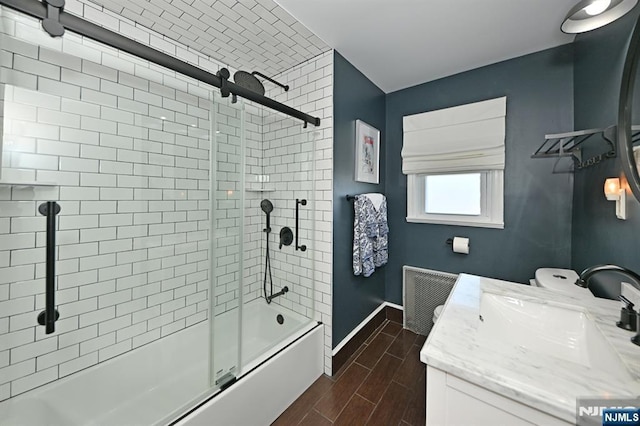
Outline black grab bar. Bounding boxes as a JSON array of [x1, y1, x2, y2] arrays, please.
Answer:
[[295, 199, 307, 252], [37, 201, 60, 334]]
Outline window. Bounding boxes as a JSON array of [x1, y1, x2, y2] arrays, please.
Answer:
[[425, 173, 481, 215], [407, 170, 504, 228], [401, 97, 506, 229]]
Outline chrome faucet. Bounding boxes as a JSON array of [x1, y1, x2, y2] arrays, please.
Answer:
[[575, 264, 640, 288]]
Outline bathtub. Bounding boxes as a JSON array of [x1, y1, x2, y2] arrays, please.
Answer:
[[0, 299, 323, 425]]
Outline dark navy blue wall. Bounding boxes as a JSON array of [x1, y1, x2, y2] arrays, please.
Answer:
[[332, 10, 640, 346], [572, 9, 640, 291], [384, 46, 575, 304], [332, 51, 386, 347]]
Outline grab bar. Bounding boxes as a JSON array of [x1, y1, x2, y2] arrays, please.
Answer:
[[37, 201, 60, 334], [295, 199, 307, 252]]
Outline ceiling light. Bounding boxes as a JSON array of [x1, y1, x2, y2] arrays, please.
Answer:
[[561, 0, 638, 33], [585, 0, 611, 15]]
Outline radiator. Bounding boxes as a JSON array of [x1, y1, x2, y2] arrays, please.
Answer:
[[403, 266, 458, 336]]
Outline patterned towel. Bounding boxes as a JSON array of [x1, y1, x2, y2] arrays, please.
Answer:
[[353, 194, 388, 277]]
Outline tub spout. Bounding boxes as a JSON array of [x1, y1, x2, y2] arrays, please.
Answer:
[[266, 286, 289, 303]]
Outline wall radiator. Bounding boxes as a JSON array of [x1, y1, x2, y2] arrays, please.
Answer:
[[403, 266, 458, 336]]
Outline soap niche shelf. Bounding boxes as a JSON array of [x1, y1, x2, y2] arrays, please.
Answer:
[[246, 187, 275, 192], [246, 174, 273, 192]]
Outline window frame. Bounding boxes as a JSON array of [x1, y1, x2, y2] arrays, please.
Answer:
[[406, 170, 504, 229]]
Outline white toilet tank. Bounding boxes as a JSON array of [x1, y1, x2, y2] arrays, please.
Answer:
[[532, 268, 594, 298]]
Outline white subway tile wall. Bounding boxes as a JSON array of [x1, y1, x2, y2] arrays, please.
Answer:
[[265, 51, 333, 375], [0, 64, 211, 400], [0, 0, 335, 399]]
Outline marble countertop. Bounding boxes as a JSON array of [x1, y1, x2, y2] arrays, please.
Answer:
[[420, 274, 640, 423]]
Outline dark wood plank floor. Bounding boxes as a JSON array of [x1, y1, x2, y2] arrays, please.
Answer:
[[273, 319, 427, 426]]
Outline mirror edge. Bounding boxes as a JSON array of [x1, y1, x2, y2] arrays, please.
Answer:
[[618, 11, 640, 201]]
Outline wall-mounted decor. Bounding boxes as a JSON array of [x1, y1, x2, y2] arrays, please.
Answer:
[[355, 119, 380, 184]]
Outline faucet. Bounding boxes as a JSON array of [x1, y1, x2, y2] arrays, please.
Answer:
[[577, 265, 640, 347], [575, 264, 640, 289]]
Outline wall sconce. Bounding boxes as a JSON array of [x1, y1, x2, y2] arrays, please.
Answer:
[[604, 177, 626, 219]]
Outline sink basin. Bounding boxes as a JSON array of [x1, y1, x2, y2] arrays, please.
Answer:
[[478, 292, 631, 380]]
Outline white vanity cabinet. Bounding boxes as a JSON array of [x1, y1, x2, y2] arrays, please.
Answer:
[[421, 274, 640, 425], [425, 366, 571, 426]]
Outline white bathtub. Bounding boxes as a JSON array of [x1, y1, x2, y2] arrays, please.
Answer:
[[0, 299, 323, 426]]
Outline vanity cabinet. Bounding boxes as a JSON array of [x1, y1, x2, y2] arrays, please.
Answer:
[[425, 366, 571, 426]]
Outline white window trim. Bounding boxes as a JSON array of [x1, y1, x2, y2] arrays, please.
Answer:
[[406, 170, 504, 229]]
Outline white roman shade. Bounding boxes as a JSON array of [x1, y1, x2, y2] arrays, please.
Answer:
[[401, 97, 506, 174]]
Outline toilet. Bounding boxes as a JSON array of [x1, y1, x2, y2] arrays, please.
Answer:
[[530, 267, 594, 298], [432, 304, 444, 324]]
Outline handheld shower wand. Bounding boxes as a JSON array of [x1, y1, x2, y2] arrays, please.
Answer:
[[260, 199, 289, 303], [261, 199, 275, 303], [261, 199, 273, 233]]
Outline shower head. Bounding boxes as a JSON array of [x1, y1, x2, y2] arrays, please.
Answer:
[[261, 199, 273, 215], [233, 70, 290, 95], [233, 71, 265, 96]]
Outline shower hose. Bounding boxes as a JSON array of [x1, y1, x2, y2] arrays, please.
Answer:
[[263, 229, 274, 304]]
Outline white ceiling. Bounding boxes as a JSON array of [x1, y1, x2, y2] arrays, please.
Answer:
[[275, 0, 578, 93]]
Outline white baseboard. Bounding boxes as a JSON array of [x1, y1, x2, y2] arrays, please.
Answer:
[[332, 302, 404, 356], [384, 301, 403, 311]]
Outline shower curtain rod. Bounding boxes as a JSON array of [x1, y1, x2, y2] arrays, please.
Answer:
[[0, 0, 321, 127]]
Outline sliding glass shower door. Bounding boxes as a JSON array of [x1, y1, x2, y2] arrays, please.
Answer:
[[209, 91, 244, 390], [208, 92, 318, 382], [0, 28, 219, 421]]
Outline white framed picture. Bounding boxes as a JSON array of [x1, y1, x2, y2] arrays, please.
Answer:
[[355, 119, 380, 184]]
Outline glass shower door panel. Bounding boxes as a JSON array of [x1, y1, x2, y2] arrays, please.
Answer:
[[209, 93, 244, 389], [264, 113, 316, 319], [0, 69, 214, 424], [239, 107, 317, 370]]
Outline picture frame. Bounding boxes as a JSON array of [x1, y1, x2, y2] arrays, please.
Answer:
[[354, 119, 380, 184]]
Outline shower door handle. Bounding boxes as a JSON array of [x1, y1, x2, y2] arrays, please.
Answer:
[[37, 201, 61, 334]]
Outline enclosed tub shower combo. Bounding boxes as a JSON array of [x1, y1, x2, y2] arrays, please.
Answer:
[[0, 2, 324, 424]]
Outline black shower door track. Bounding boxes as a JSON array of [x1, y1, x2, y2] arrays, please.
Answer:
[[0, 0, 322, 127]]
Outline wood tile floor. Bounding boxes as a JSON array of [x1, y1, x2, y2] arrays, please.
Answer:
[[273, 320, 427, 426]]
